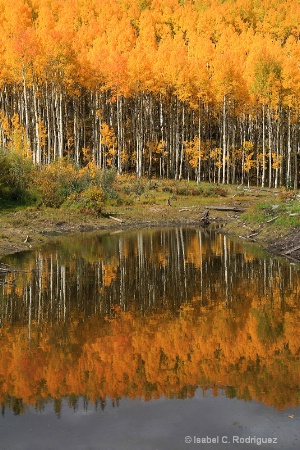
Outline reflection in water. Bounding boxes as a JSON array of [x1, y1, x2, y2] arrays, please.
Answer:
[[0, 227, 299, 416]]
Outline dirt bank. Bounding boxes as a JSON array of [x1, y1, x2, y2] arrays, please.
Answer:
[[222, 220, 300, 261], [1, 194, 299, 261], [267, 229, 300, 260], [0, 203, 221, 258]]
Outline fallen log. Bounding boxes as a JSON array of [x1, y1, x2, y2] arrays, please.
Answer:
[[205, 206, 245, 212]]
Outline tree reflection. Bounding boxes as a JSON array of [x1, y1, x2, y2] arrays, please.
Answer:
[[0, 227, 300, 414]]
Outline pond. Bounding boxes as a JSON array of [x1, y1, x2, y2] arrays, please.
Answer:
[[0, 226, 299, 450]]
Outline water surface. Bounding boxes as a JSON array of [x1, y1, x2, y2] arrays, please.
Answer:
[[0, 227, 299, 449]]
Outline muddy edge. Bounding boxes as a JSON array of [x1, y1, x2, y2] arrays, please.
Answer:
[[0, 203, 299, 261]]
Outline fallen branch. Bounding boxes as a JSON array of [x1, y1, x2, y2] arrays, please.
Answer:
[[109, 215, 124, 223], [248, 232, 260, 238], [284, 244, 300, 255], [239, 232, 259, 240], [266, 216, 279, 223]]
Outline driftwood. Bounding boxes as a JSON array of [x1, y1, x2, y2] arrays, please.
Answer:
[[266, 216, 279, 223], [239, 231, 260, 240], [284, 245, 300, 255], [109, 215, 124, 223], [248, 231, 260, 238], [205, 206, 245, 212]]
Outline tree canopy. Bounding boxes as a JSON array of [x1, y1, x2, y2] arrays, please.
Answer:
[[0, 0, 300, 186]]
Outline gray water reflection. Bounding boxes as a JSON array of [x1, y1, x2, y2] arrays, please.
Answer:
[[0, 227, 299, 437], [1, 393, 299, 450]]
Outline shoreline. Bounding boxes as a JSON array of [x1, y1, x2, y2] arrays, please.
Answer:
[[1, 200, 300, 262], [0, 205, 220, 258]]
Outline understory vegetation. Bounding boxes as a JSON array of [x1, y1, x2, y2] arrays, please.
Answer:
[[0, 153, 230, 212], [1, 151, 300, 235]]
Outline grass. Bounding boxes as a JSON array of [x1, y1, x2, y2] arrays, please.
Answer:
[[1, 176, 300, 258], [241, 201, 282, 224], [241, 196, 300, 227], [57, 176, 235, 214]]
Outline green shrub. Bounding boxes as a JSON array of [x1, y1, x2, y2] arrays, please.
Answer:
[[64, 186, 106, 215], [34, 159, 81, 207], [0, 147, 34, 203], [212, 186, 228, 197], [98, 168, 118, 198], [78, 186, 106, 215]]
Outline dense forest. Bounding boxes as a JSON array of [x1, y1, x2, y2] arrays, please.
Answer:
[[1, 0, 300, 187]]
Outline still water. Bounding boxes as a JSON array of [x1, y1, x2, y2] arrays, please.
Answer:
[[0, 226, 299, 450]]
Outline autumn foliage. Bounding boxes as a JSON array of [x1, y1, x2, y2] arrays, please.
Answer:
[[0, 228, 300, 413], [0, 302, 299, 414], [0, 0, 299, 186]]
